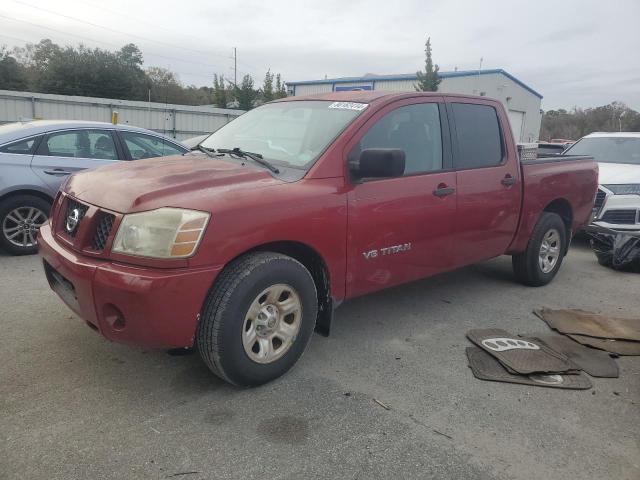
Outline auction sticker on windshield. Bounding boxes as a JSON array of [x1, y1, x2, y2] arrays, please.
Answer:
[[328, 102, 368, 111]]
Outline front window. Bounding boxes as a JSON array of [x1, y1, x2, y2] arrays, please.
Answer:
[[200, 101, 368, 169], [565, 136, 640, 165]]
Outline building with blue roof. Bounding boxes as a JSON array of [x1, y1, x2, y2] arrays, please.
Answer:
[[287, 69, 542, 142]]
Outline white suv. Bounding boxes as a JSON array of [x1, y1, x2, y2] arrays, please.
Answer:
[[564, 132, 640, 231]]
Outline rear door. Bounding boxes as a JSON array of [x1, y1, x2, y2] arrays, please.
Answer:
[[117, 131, 186, 160], [447, 99, 522, 266], [30, 129, 121, 195], [346, 97, 457, 298]]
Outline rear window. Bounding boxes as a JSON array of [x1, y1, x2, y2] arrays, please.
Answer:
[[537, 144, 566, 155], [0, 137, 39, 155], [564, 136, 640, 165], [452, 103, 503, 169]]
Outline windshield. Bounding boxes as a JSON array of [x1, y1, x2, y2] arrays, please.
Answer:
[[564, 136, 640, 165], [200, 101, 367, 169]]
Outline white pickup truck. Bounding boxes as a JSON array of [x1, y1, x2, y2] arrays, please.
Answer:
[[565, 132, 640, 231]]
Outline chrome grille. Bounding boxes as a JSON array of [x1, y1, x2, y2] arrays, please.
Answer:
[[64, 199, 88, 237], [91, 213, 115, 251], [601, 209, 638, 225], [593, 189, 606, 211]]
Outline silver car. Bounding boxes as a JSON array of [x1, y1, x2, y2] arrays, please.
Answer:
[[0, 120, 188, 255]]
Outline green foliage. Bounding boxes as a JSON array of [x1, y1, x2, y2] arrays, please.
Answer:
[[233, 74, 259, 110], [213, 73, 228, 108], [415, 37, 441, 92], [3, 39, 216, 106], [274, 73, 287, 99], [0, 47, 29, 90], [1, 38, 289, 109], [540, 102, 640, 140], [262, 69, 274, 102]]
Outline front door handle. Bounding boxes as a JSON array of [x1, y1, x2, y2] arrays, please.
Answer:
[[433, 185, 455, 197], [43, 169, 71, 176], [501, 174, 517, 186]]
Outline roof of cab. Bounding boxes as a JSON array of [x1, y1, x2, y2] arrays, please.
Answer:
[[272, 90, 500, 106], [583, 132, 640, 138]]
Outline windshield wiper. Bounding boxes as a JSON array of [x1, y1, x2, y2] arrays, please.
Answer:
[[217, 147, 280, 174], [196, 145, 218, 157]]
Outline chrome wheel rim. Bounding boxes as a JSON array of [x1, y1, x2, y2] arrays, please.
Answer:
[[2, 206, 47, 248], [539, 228, 561, 274], [242, 283, 302, 364]]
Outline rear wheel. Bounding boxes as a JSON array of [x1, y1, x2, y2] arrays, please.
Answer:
[[197, 252, 317, 387], [512, 212, 566, 286], [0, 195, 50, 255]]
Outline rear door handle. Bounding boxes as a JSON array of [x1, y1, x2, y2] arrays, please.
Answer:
[[433, 185, 455, 197], [501, 174, 517, 186], [43, 169, 71, 176]]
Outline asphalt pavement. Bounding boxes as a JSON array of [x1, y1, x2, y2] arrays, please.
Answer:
[[1, 239, 638, 480]]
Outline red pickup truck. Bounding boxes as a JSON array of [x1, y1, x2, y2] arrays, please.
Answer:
[[38, 92, 597, 386]]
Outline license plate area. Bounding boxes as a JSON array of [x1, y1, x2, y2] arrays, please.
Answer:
[[43, 260, 80, 312]]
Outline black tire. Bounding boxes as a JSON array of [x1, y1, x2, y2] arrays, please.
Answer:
[[197, 252, 318, 387], [512, 212, 566, 287], [0, 194, 51, 256]]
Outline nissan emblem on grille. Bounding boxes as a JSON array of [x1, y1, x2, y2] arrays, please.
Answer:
[[65, 208, 81, 234]]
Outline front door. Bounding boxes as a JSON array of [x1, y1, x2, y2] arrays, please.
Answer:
[[447, 100, 522, 266], [30, 129, 121, 195], [346, 98, 457, 298]]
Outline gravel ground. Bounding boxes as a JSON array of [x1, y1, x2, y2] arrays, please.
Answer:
[[1, 239, 638, 480]]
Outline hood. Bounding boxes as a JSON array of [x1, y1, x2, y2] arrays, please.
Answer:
[[65, 153, 281, 213], [597, 162, 640, 185]]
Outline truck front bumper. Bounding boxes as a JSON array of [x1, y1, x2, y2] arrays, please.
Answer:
[[591, 190, 640, 232], [38, 222, 222, 348]]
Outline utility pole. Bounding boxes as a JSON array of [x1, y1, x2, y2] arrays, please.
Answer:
[[233, 47, 237, 87]]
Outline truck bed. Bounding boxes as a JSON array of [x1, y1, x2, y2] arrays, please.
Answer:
[[508, 154, 597, 253]]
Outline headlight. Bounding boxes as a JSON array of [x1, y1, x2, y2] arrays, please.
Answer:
[[603, 184, 640, 195], [112, 208, 210, 259]]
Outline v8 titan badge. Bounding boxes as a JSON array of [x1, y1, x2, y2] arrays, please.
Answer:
[[363, 242, 411, 260]]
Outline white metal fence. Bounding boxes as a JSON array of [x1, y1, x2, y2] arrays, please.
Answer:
[[0, 89, 243, 141]]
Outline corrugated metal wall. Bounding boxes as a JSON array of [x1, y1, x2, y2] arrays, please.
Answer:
[[291, 84, 333, 96], [0, 90, 243, 140]]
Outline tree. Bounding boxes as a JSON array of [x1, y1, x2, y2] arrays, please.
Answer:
[[233, 74, 259, 110], [146, 66, 186, 103], [540, 102, 640, 140], [262, 69, 274, 102], [0, 47, 29, 91], [415, 37, 441, 92], [274, 73, 287, 99], [213, 73, 228, 108]]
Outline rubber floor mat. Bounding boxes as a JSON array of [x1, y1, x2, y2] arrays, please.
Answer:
[[531, 334, 619, 377], [466, 348, 592, 390], [567, 334, 640, 356], [534, 308, 640, 341], [466, 328, 574, 374]]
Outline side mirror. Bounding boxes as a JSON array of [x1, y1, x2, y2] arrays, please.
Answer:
[[350, 148, 406, 181]]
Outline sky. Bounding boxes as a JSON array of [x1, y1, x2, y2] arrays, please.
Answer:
[[1, 0, 639, 110]]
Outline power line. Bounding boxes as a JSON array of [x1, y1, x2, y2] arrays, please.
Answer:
[[0, 13, 227, 75], [0, 22, 252, 83], [77, 0, 240, 61], [10, 0, 234, 61]]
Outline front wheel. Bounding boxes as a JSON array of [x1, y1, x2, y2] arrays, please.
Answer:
[[0, 195, 51, 255], [512, 212, 566, 287], [197, 252, 318, 387]]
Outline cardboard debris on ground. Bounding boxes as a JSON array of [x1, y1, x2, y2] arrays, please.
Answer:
[[530, 334, 619, 378], [567, 334, 640, 356], [466, 347, 592, 390], [534, 308, 640, 342]]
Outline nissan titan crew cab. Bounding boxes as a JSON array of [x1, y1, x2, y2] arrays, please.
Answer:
[[38, 92, 598, 386]]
